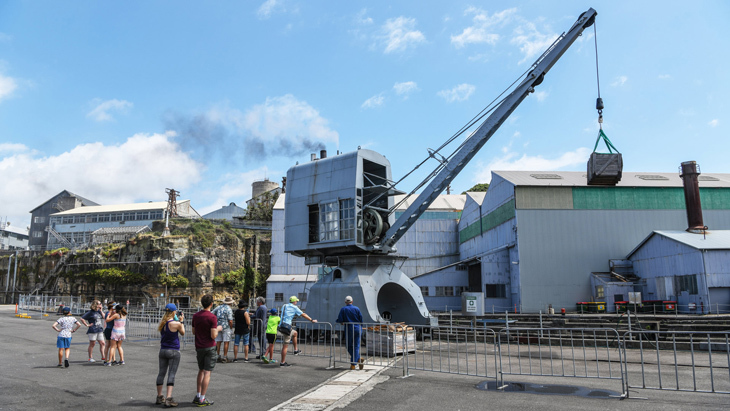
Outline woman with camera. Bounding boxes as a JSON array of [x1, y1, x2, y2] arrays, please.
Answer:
[[155, 303, 185, 407]]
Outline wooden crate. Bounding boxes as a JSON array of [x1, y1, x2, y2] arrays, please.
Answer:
[[587, 152, 623, 185]]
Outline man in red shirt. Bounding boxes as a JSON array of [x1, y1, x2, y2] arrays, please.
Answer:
[[192, 294, 222, 407]]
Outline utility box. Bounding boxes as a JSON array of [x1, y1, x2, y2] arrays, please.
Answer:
[[587, 152, 623, 185], [461, 292, 484, 316]]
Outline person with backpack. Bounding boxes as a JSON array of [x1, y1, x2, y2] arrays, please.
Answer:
[[278, 296, 317, 367]]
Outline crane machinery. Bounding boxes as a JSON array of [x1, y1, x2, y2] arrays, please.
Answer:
[[285, 8, 599, 325]]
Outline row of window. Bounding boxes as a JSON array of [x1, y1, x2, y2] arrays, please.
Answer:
[[33, 216, 46, 224], [420, 284, 507, 298], [50, 211, 164, 225], [274, 293, 308, 303], [310, 199, 356, 243]]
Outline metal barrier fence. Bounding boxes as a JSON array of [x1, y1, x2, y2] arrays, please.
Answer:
[[405, 323, 499, 383], [498, 328, 625, 396], [622, 330, 730, 396], [332, 322, 409, 375]]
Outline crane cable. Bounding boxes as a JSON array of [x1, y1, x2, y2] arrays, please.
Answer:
[[594, 22, 604, 128]]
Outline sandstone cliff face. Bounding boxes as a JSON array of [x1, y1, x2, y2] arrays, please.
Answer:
[[0, 220, 271, 307]]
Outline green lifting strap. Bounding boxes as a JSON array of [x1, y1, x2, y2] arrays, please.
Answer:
[[592, 129, 619, 154]]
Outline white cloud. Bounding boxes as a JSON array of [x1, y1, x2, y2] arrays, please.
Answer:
[[708, 119, 719, 127], [510, 21, 557, 64], [86, 98, 133, 121], [379, 17, 426, 54], [257, 0, 285, 19], [533, 90, 548, 102], [356, 9, 373, 25], [451, 7, 516, 48], [658, 74, 671, 80], [474, 147, 591, 183], [0, 72, 18, 102], [0, 142, 28, 154], [361, 94, 385, 109], [611, 76, 628, 87], [393, 81, 418, 97], [241, 95, 339, 146], [0, 132, 203, 227], [437, 83, 475, 103]]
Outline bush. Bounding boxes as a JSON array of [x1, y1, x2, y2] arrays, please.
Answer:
[[64, 267, 145, 285], [158, 274, 189, 288]]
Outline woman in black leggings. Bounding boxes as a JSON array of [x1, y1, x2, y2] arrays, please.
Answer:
[[156, 303, 185, 407]]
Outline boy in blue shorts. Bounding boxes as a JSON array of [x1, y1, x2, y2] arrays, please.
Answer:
[[52, 307, 81, 367]]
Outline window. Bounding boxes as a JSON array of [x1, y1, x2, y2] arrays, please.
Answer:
[[137, 211, 150, 220], [274, 293, 284, 302], [595, 285, 605, 299], [86, 214, 98, 223], [32, 231, 44, 238], [420, 286, 429, 296], [151, 211, 163, 220], [308, 204, 320, 243], [33, 216, 46, 224], [62, 216, 74, 224], [338, 198, 355, 240], [485, 284, 507, 298], [297, 293, 307, 302], [435, 286, 454, 297], [675, 275, 698, 295], [455, 286, 468, 296], [99, 214, 110, 222], [123, 212, 135, 221], [50, 217, 60, 224], [110, 213, 123, 222], [319, 201, 339, 241]]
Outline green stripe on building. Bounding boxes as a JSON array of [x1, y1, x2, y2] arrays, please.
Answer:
[[459, 200, 515, 243], [572, 187, 730, 210]]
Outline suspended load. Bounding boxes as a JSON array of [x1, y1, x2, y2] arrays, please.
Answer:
[[587, 129, 622, 185]]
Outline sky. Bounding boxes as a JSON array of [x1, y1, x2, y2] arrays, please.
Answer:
[[1, 1, 728, 229]]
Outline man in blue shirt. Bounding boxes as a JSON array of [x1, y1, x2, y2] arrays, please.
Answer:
[[279, 296, 317, 367], [336, 296, 364, 370]]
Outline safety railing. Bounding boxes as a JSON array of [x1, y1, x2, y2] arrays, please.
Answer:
[[126, 313, 157, 346], [498, 328, 625, 397], [333, 322, 409, 375], [622, 330, 730, 396], [404, 323, 499, 383]]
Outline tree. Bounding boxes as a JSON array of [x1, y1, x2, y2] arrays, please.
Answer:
[[462, 183, 489, 194], [245, 191, 279, 221]]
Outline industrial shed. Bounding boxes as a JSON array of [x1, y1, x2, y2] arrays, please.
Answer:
[[202, 202, 246, 222], [627, 230, 730, 314], [457, 170, 730, 313]]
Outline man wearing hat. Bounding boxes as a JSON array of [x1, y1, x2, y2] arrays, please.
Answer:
[[212, 296, 235, 363], [336, 296, 364, 370], [278, 296, 317, 367]]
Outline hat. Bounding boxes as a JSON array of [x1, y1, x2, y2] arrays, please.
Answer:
[[223, 296, 235, 305], [289, 296, 299, 303], [268, 308, 278, 315], [238, 299, 248, 308], [165, 303, 177, 312], [345, 296, 353, 303], [62, 306, 71, 314]]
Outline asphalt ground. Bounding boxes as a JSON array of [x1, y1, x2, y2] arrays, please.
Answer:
[[1, 305, 729, 410]]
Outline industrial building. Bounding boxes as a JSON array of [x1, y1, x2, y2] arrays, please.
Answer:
[[28, 190, 98, 250], [627, 230, 730, 313], [268, 167, 730, 314], [202, 202, 247, 222], [46, 200, 200, 249], [0, 224, 29, 251]]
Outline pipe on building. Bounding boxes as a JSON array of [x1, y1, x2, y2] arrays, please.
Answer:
[[320, 149, 327, 159], [679, 161, 706, 232], [11, 251, 18, 303]]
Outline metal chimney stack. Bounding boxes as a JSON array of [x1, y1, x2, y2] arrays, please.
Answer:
[[320, 149, 327, 159], [679, 161, 706, 232]]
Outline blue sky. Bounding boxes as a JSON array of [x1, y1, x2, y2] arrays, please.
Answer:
[[1, 1, 728, 229]]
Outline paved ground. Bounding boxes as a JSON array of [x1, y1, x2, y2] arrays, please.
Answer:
[[1, 305, 729, 410]]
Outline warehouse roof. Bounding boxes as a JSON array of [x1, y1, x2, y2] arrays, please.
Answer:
[[628, 230, 730, 258], [51, 201, 170, 215], [0, 225, 28, 236], [493, 170, 730, 188]]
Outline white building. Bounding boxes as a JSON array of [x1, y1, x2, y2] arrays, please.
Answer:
[[0, 225, 29, 250]]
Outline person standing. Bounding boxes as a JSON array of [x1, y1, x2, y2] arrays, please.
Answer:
[[80, 300, 106, 363], [262, 308, 280, 364], [212, 296, 234, 363], [336, 296, 364, 370], [106, 305, 127, 365], [52, 306, 80, 367], [279, 296, 317, 367], [155, 303, 185, 407], [102, 301, 116, 365], [252, 297, 267, 359], [232, 300, 251, 363], [192, 294, 222, 407]]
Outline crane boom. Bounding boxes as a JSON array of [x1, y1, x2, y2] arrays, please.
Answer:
[[377, 8, 597, 252]]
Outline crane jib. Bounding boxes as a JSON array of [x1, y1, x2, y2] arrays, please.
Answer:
[[378, 8, 598, 252]]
